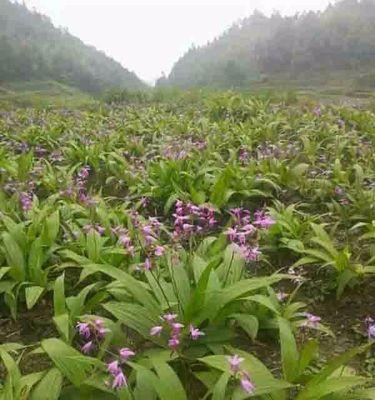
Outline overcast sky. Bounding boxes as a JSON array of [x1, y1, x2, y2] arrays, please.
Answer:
[[23, 0, 332, 83]]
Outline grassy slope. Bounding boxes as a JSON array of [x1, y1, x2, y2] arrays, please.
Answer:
[[0, 80, 97, 109]]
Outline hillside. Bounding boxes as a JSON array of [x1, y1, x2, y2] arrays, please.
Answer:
[[160, 0, 375, 90], [0, 0, 145, 93]]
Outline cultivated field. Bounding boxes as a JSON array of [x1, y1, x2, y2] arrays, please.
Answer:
[[0, 92, 374, 399]]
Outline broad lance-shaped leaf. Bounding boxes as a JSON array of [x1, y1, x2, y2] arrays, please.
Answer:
[[152, 360, 187, 400], [80, 263, 161, 315], [206, 274, 289, 320], [41, 211, 60, 246], [278, 317, 299, 382], [54, 273, 66, 317], [103, 302, 163, 344], [296, 377, 369, 400], [230, 314, 259, 341], [25, 286, 44, 310], [212, 372, 230, 400], [41, 338, 103, 387], [28, 238, 45, 284], [30, 368, 63, 400], [2, 232, 25, 281]]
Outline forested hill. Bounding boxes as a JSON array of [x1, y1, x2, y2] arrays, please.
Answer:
[[0, 0, 145, 93], [160, 0, 375, 89]]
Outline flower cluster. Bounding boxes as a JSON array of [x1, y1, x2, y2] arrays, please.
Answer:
[[76, 319, 109, 354], [20, 191, 33, 212], [225, 208, 274, 262], [228, 355, 255, 394], [173, 200, 217, 240], [333, 186, 350, 205], [150, 313, 204, 351], [106, 347, 136, 389], [83, 223, 105, 236], [302, 312, 321, 328], [365, 317, 375, 339], [60, 165, 95, 205]]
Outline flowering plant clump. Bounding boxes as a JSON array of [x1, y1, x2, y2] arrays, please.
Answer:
[[228, 355, 255, 395], [225, 207, 275, 262], [172, 200, 217, 240], [150, 313, 204, 351], [76, 319, 110, 354]]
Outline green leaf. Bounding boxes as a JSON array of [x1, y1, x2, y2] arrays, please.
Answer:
[[25, 286, 44, 310], [54, 273, 66, 317], [86, 230, 102, 263], [103, 302, 161, 343], [53, 313, 71, 343], [30, 368, 63, 400], [298, 339, 318, 376], [81, 264, 161, 315], [41, 338, 101, 387], [28, 238, 45, 284], [152, 361, 187, 400], [230, 314, 259, 341], [278, 317, 299, 382], [2, 232, 25, 281], [212, 372, 230, 400], [296, 377, 368, 400], [42, 211, 60, 246]]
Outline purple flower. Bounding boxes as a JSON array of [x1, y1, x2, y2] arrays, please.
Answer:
[[20, 192, 33, 212], [81, 341, 94, 354], [368, 325, 375, 339], [228, 355, 244, 374], [154, 245, 165, 257], [143, 258, 152, 271], [163, 313, 178, 323], [276, 292, 289, 302], [313, 106, 322, 117], [303, 313, 321, 327], [254, 210, 275, 229], [225, 227, 238, 242], [168, 336, 180, 350], [171, 323, 184, 334], [119, 347, 136, 360], [240, 372, 255, 394], [112, 370, 127, 389], [107, 360, 121, 376], [76, 322, 91, 339], [189, 325, 205, 340], [150, 326, 163, 336]]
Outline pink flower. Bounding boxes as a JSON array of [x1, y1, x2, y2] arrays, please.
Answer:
[[150, 326, 163, 336], [225, 227, 237, 242], [163, 313, 178, 323], [107, 360, 121, 376], [276, 292, 289, 302], [119, 347, 136, 360], [76, 322, 91, 339], [155, 245, 165, 257], [143, 258, 152, 271], [168, 336, 180, 350], [171, 323, 184, 334], [228, 355, 244, 374], [303, 313, 321, 327], [112, 370, 127, 389], [189, 325, 205, 340], [240, 372, 255, 394], [368, 325, 375, 339], [81, 341, 94, 354]]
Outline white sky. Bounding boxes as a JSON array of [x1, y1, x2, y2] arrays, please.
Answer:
[[23, 0, 333, 83]]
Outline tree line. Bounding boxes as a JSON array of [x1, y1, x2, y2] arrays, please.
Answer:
[[0, 0, 145, 93], [158, 0, 375, 89]]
